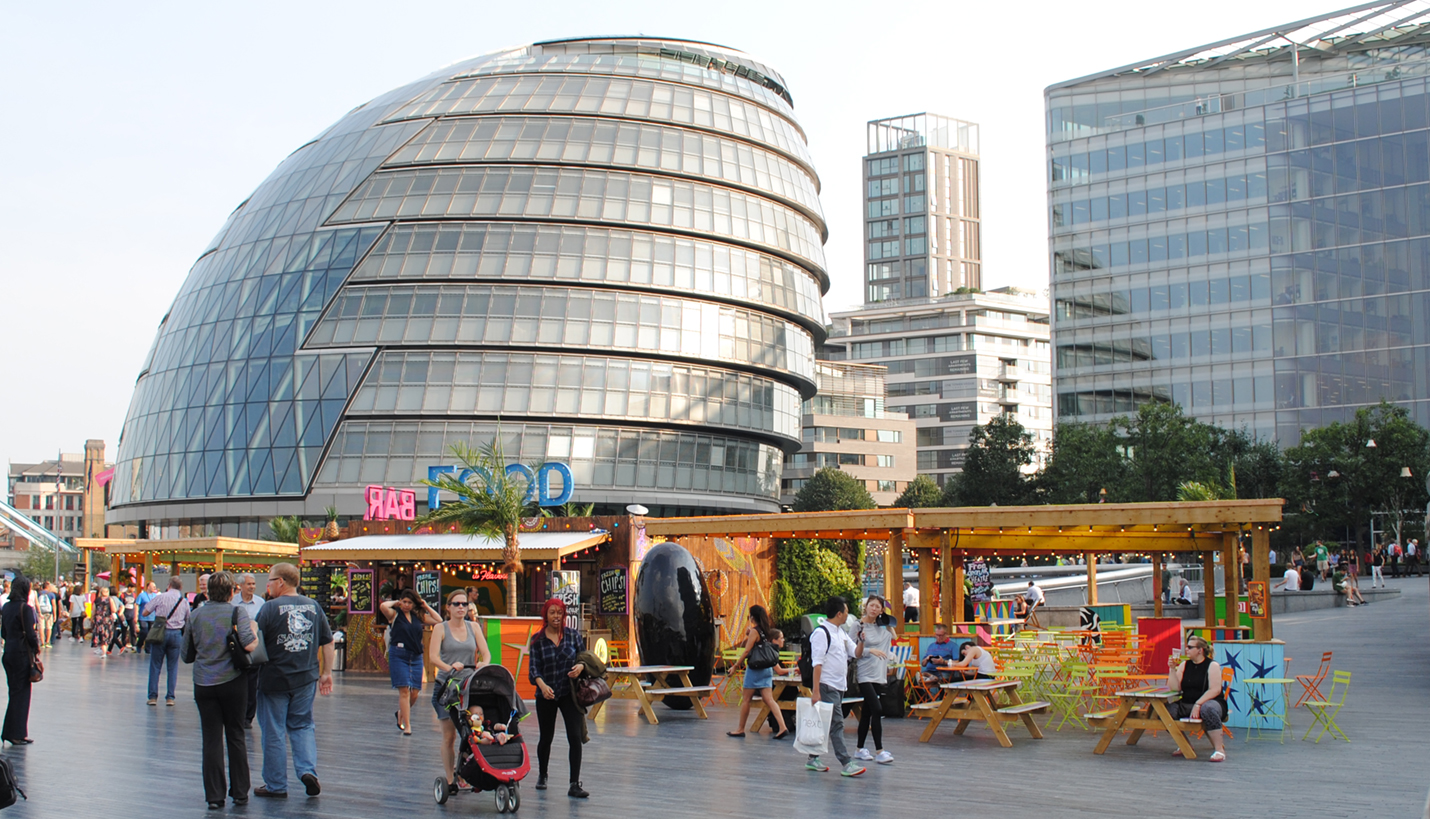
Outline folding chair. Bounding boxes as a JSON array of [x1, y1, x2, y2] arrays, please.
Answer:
[[1302, 670, 1351, 743], [1023, 600, 1044, 629], [1295, 651, 1333, 707]]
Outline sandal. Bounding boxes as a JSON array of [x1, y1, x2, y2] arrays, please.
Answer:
[[726, 731, 745, 738], [1171, 749, 1184, 757], [1209, 751, 1226, 763]]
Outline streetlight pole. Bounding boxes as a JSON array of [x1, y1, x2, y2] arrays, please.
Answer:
[[53, 462, 63, 586]]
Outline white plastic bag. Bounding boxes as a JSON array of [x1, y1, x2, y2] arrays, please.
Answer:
[[792, 696, 832, 756]]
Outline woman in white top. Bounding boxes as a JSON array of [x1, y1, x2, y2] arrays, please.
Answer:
[[850, 596, 896, 764], [949, 642, 996, 679]]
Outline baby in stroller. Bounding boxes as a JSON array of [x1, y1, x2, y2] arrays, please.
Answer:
[[434, 664, 531, 813], [468, 705, 511, 745]]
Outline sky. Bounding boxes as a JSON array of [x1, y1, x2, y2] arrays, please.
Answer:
[[0, 0, 1320, 470]]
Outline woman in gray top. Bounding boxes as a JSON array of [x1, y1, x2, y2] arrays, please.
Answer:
[[851, 595, 897, 765], [182, 571, 258, 810], [428, 589, 491, 794]]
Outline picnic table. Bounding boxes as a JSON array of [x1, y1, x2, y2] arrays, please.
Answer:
[[1088, 686, 1198, 758], [916, 678, 1050, 748], [749, 674, 863, 732], [586, 665, 715, 725]]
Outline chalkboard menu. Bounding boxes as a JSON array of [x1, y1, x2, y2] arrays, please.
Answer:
[[965, 558, 993, 597], [415, 570, 441, 608], [301, 566, 334, 611], [347, 568, 374, 614], [598, 565, 627, 614]]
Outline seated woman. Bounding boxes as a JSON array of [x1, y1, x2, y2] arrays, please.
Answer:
[[1011, 595, 1029, 618], [1166, 635, 1227, 763], [947, 642, 996, 680]]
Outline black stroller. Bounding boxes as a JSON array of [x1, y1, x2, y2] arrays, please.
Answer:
[[433, 664, 530, 813]]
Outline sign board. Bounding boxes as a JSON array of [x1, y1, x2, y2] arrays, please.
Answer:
[[964, 558, 993, 598], [1247, 580, 1269, 619], [347, 568, 374, 614], [940, 402, 977, 422], [598, 566, 628, 615], [416, 570, 442, 608], [301, 566, 334, 612], [364, 486, 416, 521], [549, 570, 580, 631], [427, 462, 575, 509]]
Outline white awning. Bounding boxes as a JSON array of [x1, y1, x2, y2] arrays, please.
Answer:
[[300, 530, 607, 562]]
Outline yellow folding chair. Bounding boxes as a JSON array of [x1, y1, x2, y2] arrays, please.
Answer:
[[1302, 670, 1351, 743]]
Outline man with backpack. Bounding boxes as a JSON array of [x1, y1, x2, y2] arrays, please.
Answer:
[[804, 596, 865, 777]]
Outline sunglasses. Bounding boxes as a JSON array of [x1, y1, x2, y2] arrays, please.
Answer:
[[450, 602, 469, 607]]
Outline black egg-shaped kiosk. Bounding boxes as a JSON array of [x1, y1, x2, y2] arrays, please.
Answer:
[[634, 541, 715, 708]]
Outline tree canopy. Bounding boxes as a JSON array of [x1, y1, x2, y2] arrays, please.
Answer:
[[792, 467, 876, 512], [942, 415, 1036, 506], [894, 474, 944, 508]]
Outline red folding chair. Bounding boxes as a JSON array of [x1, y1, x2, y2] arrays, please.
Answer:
[[1294, 651, 1333, 707]]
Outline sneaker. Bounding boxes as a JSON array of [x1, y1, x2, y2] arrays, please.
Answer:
[[166, 699, 176, 707], [853, 747, 874, 761], [841, 761, 866, 777], [567, 781, 588, 799], [806, 757, 829, 772], [301, 773, 321, 796], [253, 787, 286, 799], [147, 699, 157, 706], [535, 774, 547, 791], [874, 750, 894, 764]]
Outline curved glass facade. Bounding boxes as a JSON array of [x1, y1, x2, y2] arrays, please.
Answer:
[[111, 37, 826, 528]]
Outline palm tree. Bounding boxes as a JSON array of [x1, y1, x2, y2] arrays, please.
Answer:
[[267, 515, 304, 544], [417, 439, 540, 617]]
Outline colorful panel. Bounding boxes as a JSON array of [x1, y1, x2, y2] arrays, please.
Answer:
[[1137, 617, 1183, 674], [1215, 641, 1286, 730], [975, 599, 1017, 636], [485, 617, 542, 702], [1087, 604, 1132, 627]]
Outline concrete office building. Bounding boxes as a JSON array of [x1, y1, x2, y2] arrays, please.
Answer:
[[8, 441, 110, 545], [825, 290, 1052, 488], [111, 38, 829, 535], [863, 114, 982, 303], [1048, 2, 1430, 442], [780, 361, 916, 506]]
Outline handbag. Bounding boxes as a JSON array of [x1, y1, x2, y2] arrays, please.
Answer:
[[28, 656, 42, 684], [227, 608, 267, 670], [146, 599, 180, 646], [573, 675, 611, 707], [747, 638, 780, 671]]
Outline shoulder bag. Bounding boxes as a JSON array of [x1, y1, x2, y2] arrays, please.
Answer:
[[747, 630, 780, 670], [146, 598, 179, 646], [574, 675, 612, 707], [228, 607, 267, 669]]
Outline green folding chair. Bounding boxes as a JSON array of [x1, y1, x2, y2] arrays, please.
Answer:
[[1301, 670, 1351, 743]]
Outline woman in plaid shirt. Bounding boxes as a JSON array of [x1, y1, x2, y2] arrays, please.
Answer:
[[528, 598, 587, 798]]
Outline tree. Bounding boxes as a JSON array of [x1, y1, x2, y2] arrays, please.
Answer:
[[948, 416, 1036, 506], [792, 468, 875, 513], [1035, 421, 1126, 504], [773, 538, 859, 624], [894, 475, 944, 508], [266, 516, 303, 544], [418, 439, 541, 617]]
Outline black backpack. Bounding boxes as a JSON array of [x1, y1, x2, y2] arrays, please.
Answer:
[[0, 755, 26, 808], [797, 624, 826, 690]]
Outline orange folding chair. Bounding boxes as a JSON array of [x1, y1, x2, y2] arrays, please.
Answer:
[[1295, 652, 1333, 707]]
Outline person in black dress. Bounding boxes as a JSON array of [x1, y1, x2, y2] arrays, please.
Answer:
[[1, 575, 40, 745]]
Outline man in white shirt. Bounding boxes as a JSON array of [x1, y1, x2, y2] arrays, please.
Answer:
[[808, 597, 864, 777], [901, 582, 919, 623], [1275, 565, 1301, 592], [235, 574, 266, 728], [1024, 581, 1044, 606], [1269, 548, 1277, 566]]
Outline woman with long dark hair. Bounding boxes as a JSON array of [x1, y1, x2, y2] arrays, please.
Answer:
[[1, 575, 40, 745], [528, 598, 587, 798], [379, 589, 441, 735], [727, 604, 789, 739], [852, 596, 897, 764]]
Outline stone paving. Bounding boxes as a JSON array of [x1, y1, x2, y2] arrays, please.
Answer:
[[8, 576, 1429, 817]]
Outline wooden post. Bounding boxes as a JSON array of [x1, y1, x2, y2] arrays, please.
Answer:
[[1250, 526, 1274, 642], [939, 531, 954, 629], [142, 551, 153, 588], [215, 549, 225, 573], [1085, 552, 1098, 605], [1222, 534, 1240, 630], [951, 550, 965, 628], [884, 530, 903, 618], [1202, 551, 1217, 629], [917, 547, 935, 629], [1152, 552, 1163, 618]]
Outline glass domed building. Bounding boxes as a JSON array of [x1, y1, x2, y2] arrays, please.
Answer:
[[110, 38, 828, 536]]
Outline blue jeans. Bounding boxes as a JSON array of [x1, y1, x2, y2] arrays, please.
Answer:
[[257, 683, 317, 793], [147, 629, 182, 700]]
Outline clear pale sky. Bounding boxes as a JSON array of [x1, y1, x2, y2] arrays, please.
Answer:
[[0, 0, 1316, 469]]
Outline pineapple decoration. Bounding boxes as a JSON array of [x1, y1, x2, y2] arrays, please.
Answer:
[[324, 506, 341, 541]]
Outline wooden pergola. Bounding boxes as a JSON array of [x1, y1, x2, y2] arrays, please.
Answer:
[[75, 537, 299, 591], [646, 499, 1283, 642]]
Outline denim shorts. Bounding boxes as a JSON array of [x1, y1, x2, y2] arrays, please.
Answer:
[[388, 647, 423, 690]]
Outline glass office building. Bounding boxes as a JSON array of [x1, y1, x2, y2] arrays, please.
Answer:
[[1048, 2, 1430, 443], [110, 38, 828, 534]]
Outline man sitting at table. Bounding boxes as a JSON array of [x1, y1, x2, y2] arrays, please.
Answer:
[[921, 625, 960, 682]]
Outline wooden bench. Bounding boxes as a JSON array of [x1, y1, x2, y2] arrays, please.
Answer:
[[644, 686, 717, 698], [998, 701, 1051, 716], [1083, 709, 1119, 729]]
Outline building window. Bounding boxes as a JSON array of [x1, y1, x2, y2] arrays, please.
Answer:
[[868, 157, 899, 176], [65, 495, 75, 511], [868, 240, 901, 260], [875, 455, 895, 468], [876, 429, 902, 443], [876, 480, 897, 492], [838, 453, 863, 466], [867, 178, 899, 197], [868, 219, 899, 239], [904, 194, 926, 213], [903, 153, 925, 172], [45, 496, 54, 510], [867, 199, 899, 218], [43, 516, 53, 529]]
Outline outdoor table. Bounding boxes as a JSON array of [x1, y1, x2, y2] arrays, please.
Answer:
[[917, 678, 1049, 748], [1089, 686, 1198, 759], [1243, 677, 1295, 743], [586, 665, 714, 725], [749, 674, 864, 733]]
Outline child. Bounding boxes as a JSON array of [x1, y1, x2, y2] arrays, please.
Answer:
[[467, 705, 510, 745]]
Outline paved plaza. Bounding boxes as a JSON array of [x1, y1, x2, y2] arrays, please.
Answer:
[[9, 579, 1429, 818]]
